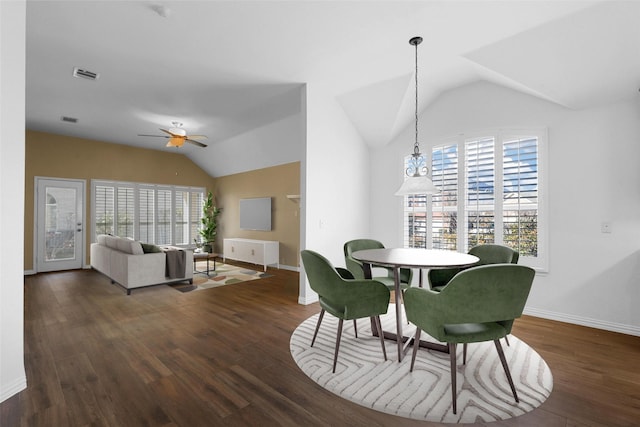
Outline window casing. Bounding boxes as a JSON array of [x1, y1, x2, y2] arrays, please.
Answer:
[[402, 129, 547, 271], [92, 180, 205, 247]]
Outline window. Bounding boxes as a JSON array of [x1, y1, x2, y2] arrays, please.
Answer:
[[431, 143, 458, 251], [139, 187, 154, 243], [91, 180, 205, 247], [402, 129, 547, 271], [94, 185, 114, 235], [156, 189, 172, 245], [466, 137, 495, 249], [116, 186, 135, 239], [189, 191, 204, 245]]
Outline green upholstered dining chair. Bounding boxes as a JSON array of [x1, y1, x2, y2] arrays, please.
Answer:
[[404, 263, 535, 415], [334, 266, 361, 338], [300, 249, 390, 373], [344, 239, 413, 290], [428, 244, 519, 292]]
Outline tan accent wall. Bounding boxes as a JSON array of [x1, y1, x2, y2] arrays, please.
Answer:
[[25, 130, 216, 270], [214, 162, 300, 268]]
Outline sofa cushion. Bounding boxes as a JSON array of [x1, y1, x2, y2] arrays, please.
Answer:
[[104, 235, 120, 249], [130, 241, 145, 255], [140, 242, 162, 253], [116, 238, 144, 255]]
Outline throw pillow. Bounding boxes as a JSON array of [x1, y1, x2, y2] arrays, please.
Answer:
[[140, 242, 162, 253]]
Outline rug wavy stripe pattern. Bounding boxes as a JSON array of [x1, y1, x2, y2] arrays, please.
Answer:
[[290, 310, 553, 423]]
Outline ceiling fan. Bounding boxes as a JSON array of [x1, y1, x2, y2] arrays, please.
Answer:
[[138, 121, 208, 148]]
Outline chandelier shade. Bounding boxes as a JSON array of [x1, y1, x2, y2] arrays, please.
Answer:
[[395, 174, 439, 195]]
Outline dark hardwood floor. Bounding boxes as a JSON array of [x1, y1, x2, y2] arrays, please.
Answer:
[[2, 265, 639, 426]]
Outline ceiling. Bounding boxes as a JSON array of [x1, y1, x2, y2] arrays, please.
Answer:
[[25, 1, 640, 176]]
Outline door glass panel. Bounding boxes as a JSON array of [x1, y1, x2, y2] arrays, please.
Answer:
[[45, 187, 77, 261]]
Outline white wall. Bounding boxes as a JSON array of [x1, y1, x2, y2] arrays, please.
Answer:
[[191, 109, 303, 178], [372, 81, 640, 335], [0, 0, 27, 403], [299, 82, 372, 304]]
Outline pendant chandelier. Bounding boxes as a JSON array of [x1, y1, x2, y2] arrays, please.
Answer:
[[395, 36, 439, 196]]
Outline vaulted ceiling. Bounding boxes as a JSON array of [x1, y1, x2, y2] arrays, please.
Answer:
[[25, 1, 640, 176]]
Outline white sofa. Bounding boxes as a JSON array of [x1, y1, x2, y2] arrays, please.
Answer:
[[90, 234, 194, 294]]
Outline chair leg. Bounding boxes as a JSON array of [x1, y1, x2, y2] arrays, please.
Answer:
[[353, 319, 358, 338], [409, 328, 422, 372], [332, 318, 344, 373], [372, 316, 387, 361], [504, 334, 510, 346], [494, 339, 519, 403], [449, 342, 458, 414], [463, 343, 468, 365], [398, 290, 410, 325], [311, 309, 325, 347]]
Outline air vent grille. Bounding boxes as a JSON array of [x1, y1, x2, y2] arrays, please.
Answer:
[[73, 67, 99, 81], [61, 116, 78, 123]]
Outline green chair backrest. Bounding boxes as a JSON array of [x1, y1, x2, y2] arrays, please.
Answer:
[[407, 264, 535, 341], [343, 239, 385, 280], [301, 249, 344, 298], [343, 239, 412, 285], [301, 249, 390, 320], [439, 264, 533, 324], [468, 244, 519, 266], [428, 244, 519, 290]]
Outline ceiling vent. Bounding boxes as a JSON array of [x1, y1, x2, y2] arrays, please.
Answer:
[[61, 116, 78, 123], [72, 67, 99, 81]]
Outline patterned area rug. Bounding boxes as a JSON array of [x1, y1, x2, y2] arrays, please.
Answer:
[[170, 261, 272, 292], [290, 309, 553, 423]]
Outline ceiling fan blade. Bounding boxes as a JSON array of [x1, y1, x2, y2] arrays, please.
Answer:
[[138, 134, 169, 138], [185, 135, 207, 140], [186, 138, 207, 148]]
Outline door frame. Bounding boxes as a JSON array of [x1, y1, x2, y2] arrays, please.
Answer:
[[34, 177, 87, 273]]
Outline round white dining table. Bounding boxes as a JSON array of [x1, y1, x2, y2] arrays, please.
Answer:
[[352, 248, 479, 361]]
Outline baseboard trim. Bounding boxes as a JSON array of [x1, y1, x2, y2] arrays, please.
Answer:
[[0, 375, 26, 403], [524, 307, 640, 337], [278, 264, 299, 272], [24, 265, 92, 276], [298, 294, 319, 305]]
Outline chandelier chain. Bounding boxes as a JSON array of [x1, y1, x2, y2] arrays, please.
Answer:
[[414, 39, 420, 156]]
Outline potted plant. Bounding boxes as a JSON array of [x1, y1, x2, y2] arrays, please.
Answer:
[[198, 191, 221, 253]]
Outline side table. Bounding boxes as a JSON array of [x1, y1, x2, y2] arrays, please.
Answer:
[[193, 252, 218, 276]]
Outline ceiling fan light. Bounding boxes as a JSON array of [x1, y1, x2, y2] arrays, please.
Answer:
[[166, 137, 184, 147]]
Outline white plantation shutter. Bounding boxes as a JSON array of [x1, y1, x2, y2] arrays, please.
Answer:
[[402, 128, 547, 271], [465, 137, 495, 248], [139, 188, 154, 243], [432, 143, 458, 250], [190, 191, 204, 245], [91, 180, 205, 246], [94, 185, 114, 237], [157, 189, 172, 245], [174, 190, 189, 245], [503, 136, 539, 257], [116, 186, 134, 239]]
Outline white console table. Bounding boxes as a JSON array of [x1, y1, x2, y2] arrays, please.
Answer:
[[223, 238, 279, 271]]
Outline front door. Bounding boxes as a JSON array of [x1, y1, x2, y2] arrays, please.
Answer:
[[36, 178, 85, 272]]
